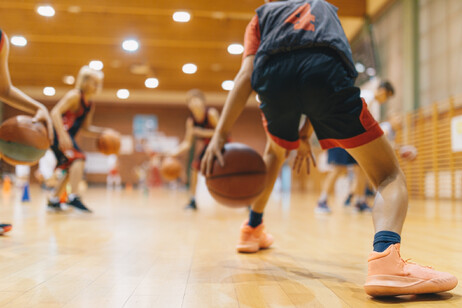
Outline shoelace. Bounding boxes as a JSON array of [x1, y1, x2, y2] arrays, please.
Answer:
[[403, 258, 434, 269], [396, 248, 434, 270]]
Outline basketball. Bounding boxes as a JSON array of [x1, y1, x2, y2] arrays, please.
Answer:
[[0, 115, 50, 166], [160, 156, 182, 181], [399, 145, 417, 161], [97, 130, 121, 155], [205, 143, 267, 208]]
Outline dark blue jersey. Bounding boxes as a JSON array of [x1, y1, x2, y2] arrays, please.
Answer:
[[254, 0, 357, 77]]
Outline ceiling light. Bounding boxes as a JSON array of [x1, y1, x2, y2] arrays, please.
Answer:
[[10, 36, 27, 47], [122, 39, 139, 52], [366, 67, 376, 77], [62, 75, 75, 85], [173, 11, 191, 23], [227, 43, 244, 55], [117, 89, 130, 99], [355, 62, 365, 73], [145, 78, 159, 89], [43, 87, 56, 96], [37, 5, 55, 17], [67, 6, 81, 14], [182, 63, 197, 74], [89, 60, 103, 71], [222, 80, 234, 91]]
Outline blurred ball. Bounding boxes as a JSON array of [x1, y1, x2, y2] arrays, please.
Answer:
[[160, 156, 182, 181], [97, 130, 121, 155], [399, 145, 417, 161], [205, 143, 267, 208], [0, 115, 49, 166]]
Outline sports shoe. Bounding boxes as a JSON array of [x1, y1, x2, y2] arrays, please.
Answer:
[[344, 194, 353, 206], [184, 198, 197, 210], [315, 201, 332, 214], [355, 201, 372, 212], [0, 223, 12, 234], [236, 222, 274, 253], [365, 244, 458, 297], [67, 196, 92, 213], [47, 200, 64, 212]]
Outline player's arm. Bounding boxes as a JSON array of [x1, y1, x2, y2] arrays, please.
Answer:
[[170, 117, 194, 157], [201, 56, 254, 175], [0, 33, 54, 141], [50, 89, 81, 150], [80, 106, 107, 138], [192, 108, 220, 138]]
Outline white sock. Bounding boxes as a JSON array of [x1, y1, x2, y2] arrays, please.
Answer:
[[49, 196, 59, 203], [68, 194, 78, 201], [319, 192, 328, 203]]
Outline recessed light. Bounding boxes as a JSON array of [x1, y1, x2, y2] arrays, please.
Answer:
[[89, 60, 103, 71], [117, 89, 130, 99], [10, 36, 27, 47], [67, 5, 81, 14], [355, 62, 365, 73], [182, 63, 197, 74], [173, 11, 191, 23], [37, 5, 55, 17], [222, 80, 234, 91], [366, 67, 376, 77], [145, 78, 159, 89], [43, 87, 56, 96], [122, 39, 139, 52], [62, 75, 75, 85], [227, 43, 244, 55]]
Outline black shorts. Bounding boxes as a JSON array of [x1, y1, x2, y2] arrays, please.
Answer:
[[51, 130, 86, 170], [252, 48, 383, 150], [327, 148, 357, 166]]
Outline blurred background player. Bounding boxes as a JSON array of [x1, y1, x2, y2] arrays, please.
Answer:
[[47, 66, 114, 213], [171, 89, 219, 210], [202, 0, 456, 297], [316, 80, 395, 213], [0, 28, 53, 234]]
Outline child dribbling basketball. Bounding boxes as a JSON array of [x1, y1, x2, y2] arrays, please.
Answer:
[[0, 28, 54, 234], [47, 66, 116, 213], [201, 0, 457, 297]]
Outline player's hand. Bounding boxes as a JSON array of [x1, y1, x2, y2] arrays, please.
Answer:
[[33, 107, 54, 144], [58, 132, 73, 152], [201, 132, 226, 176], [293, 137, 316, 174]]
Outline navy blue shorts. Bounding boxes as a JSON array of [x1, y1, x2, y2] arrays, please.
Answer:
[[51, 130, 85, 170], [327, 148, 357, 166], [252, 48, 382, 150]]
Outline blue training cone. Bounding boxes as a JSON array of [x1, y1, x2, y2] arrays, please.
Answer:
[[21, 184, 30, 202]]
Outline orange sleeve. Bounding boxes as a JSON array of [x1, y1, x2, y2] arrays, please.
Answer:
[[243, 15, 261, 59]]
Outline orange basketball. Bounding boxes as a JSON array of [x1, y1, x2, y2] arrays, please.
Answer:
[[97, 130, 121, 155], [0, 115, 50, 166], [161, 157, 183, 181], [205, 143, 267, 208]]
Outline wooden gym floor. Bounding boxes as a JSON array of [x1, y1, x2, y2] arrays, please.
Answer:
[[0, 181, 461, 307]]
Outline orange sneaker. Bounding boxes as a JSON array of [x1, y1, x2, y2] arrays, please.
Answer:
[[365, 244, 458, 297], [236, 222, 274, 253], [0, 223, 12, 234]]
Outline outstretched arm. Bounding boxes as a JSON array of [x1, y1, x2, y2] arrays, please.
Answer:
[[170, 117, 195, 157], [200, 55, 255, 175], [81, 106, 109, 138], [0, 33, 54, 141]]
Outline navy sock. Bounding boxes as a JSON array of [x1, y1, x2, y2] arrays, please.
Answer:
[[373, 231, 401, 252], [248, 210, 263, 228]]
